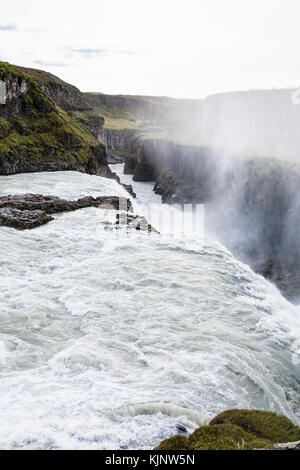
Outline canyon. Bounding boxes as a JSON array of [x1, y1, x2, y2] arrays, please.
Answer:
[[83, 90, 300, 302], [0, 60, 299, 299], [1, 66, 300, 448]]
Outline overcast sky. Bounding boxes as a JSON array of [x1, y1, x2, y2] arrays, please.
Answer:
[[1, 0, 300, 98]]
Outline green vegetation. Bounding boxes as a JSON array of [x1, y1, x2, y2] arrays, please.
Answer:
[[0, 61, 106, 174], [156, 435, 190, 451], [209, 409, 300, 443], [189, 424, 272, 450], [18, 66, 64, 86], [0, 62, 24, 78], [0, 117, 11, 138], [84, 93, 170, 134], [155, 409, 300, 450], [85, 93, 138, 131]]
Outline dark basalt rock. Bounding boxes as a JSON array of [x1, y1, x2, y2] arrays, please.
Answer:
[[124, 156, 138, 175], [176, 424, 188, 434], [121, 184, 136, 199], [133, 161, 155, 182], [0, 193, 133, 230], [0, 193, 133, 214], [115, 213, 158, 233], [0, 207, 53, 230], [106, 153, 124, 164]]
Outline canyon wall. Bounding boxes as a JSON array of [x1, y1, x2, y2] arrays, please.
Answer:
[[121, 136, 300, 301], [97, 87, 300, 300], [19, 66, 91, 112]]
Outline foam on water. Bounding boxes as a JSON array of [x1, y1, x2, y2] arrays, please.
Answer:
[[0, 170, 299, 449]]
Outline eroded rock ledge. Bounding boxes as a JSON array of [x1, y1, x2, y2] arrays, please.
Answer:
[[0, 193, 133, 230]]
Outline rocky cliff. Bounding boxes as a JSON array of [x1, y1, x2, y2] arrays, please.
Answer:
[[0, 62, 112, 177], [69, 87, 300, 301], [83, 92, 198, 159], [19, 66, 90, 112], [120, 136, 300, 301]]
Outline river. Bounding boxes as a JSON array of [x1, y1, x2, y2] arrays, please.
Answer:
[[0, 167, 299, 449]]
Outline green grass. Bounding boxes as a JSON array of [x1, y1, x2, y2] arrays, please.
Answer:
[[85, 93, 138, 130], [0, 62, 24, 79]]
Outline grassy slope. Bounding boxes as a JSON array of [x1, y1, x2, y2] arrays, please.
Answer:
[[85, 93, 139, 131], [84, 92, 176, 135], [0, 62, 106, 174]]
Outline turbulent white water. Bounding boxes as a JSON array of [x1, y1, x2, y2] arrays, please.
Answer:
[[0, 167, 299, 450]]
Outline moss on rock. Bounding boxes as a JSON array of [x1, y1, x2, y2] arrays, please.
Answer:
[[0, 117, 11, 138], [155, 435, 189, 451], [188, 424, 271, 450], [0, 61, 109, 176], [209, 409, 300, 443], [154, 410, 300, 450]]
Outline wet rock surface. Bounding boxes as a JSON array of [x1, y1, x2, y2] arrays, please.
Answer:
[[121, 184, 136, 198], [115, 213, 158, 233], [0, 207, 53, 230], [103, 213, 158, 233], [0, 193, 133, 230]]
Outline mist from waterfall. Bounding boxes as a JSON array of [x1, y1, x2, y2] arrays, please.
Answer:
[[146, 87, 300, 301]]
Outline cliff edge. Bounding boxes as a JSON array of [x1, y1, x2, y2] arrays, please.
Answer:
[[0, 62, 112, 177]]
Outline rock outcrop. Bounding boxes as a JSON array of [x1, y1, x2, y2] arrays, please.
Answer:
[[114, 213, 158, 233], [124, 156, 138, 175], [106, 153, 124, 164], [19, 66, 90, 111], [155, 409, 300, 451], [0, 193, 133, 229], [0, 207, 54, 230], [0, 62, 113, 178], [73, 112, 105, 141], [121, 184, 136, 198]]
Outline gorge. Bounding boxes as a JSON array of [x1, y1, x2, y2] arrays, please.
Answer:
[[84, 90, 300, 303], [0, 61, 300, 450]]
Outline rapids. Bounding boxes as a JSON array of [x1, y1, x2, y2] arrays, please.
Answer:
[[0, 168, 299, 450]]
